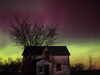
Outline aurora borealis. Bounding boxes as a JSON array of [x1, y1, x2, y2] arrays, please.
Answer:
[[0, 0, 100, 69]]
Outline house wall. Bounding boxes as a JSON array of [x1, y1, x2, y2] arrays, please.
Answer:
[[53, 64, 70, 75], [52, 56, 70, 75], [51, 56, 69, 64]]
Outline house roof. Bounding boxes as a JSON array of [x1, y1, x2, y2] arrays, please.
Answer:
[[22, 46, 70, 56]]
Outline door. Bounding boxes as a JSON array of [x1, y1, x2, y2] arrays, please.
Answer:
[[44, 65, 49, 75]]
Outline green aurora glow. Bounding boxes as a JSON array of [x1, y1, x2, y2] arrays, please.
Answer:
[[0, 35, 100, 69]]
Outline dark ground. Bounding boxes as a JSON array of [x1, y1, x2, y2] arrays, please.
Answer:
[[0, 73, 99, 75], [0, 74, 100, 75], [0, 72, 22, 75], [71, 74, 100, 75], [71, 70, 100, 75], [0, 70, 100, 75]]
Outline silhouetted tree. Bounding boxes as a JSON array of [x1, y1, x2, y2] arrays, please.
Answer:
[[88, 56, 93, 70], [8, 57, 12, 65], [2, 60, 9, 72], [74, 63, 85, 71], [70, 63, 85, 72], [70, 65, 76, 72], [8, 13, 58, 75], [0, 57, 23, 73], [16, 58, 23, 72], [93, 61, 97, 70], [88, 56, 97, 70], [0, 57, 3, 72], [8, 14, 58, 47]]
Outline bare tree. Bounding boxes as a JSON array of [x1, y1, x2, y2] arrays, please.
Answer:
[[70, 63, 85, 72], [0, 57, 3, 72], [93, 61, 97, 70], [74, 63, 85, 71], [8, 14, 58, 47], [88, 56, 97, 70], [8, 13, 58, 75], [88, 56, 93, 70]]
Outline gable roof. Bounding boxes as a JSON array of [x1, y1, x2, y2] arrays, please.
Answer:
[[22, 46, 45, 56], [48, 46, 70, 55], [22, 46, 70, 56]]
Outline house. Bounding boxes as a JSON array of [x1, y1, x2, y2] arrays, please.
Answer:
[[22, 46, 70, 75]]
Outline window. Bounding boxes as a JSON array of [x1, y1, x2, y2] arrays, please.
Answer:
[[45, 51, 49, 58], [57, 64, 61, 71], [39, 66, 43, 72]]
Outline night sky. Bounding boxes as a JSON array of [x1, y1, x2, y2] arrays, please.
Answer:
[[0, 0, 100, 69]]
